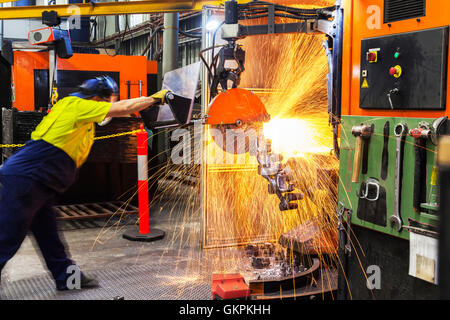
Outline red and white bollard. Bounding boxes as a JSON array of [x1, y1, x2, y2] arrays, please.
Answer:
[[123, 124, 165, 242], [137, 124, 150, 234]]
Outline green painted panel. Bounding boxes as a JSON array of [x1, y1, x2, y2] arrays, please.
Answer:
[[338, 115, 439, 240]]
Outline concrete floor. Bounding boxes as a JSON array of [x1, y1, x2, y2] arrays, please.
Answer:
[[0, 182, 213, 300]]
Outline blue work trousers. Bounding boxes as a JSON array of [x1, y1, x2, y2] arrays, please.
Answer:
[[0, 175, 74, 287]]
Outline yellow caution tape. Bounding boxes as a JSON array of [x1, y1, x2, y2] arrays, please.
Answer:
[[0, 129, 142, 148], [93, 129, 141, 141], [0, 144, 26, 148]]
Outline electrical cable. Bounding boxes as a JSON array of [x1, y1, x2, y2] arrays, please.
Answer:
[[199, 44, 226, 85], [237, 1, 335, 21], [179, 30, 202, 38], [103, 15, 130, 57], [210, 20, 225, 72], [197, 2, 336, 101], [103, 16, 119, 57], [238, 14, 269, 20]]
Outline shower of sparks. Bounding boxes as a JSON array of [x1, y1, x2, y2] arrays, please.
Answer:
[[199, 0, 341, 291], [263, 118, 332, 158], [89, 0, 360, 299]]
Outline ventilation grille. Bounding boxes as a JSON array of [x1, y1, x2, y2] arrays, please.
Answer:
[[384, 0, 426, 23]]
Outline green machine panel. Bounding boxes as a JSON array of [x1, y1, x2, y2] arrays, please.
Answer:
[[338, 115, 439, 239]]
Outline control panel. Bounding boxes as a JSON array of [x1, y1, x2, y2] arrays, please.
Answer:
[[359, 27, 449, 110]]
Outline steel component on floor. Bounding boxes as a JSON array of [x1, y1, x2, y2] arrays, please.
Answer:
[[253, 268, 338, 300], [278, 219, 338, 255], [245, 257, 338, 299]]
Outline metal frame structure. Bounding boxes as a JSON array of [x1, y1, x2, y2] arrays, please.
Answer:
[[200, 5, 221, 249], [0, 0, 253, 20], [199, 1, 343, 248]]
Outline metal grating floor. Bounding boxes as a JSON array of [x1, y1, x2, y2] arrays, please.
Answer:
[[57, 213, 136, 231], [55, 201, 139, 222], [0, 261, 212, 300]]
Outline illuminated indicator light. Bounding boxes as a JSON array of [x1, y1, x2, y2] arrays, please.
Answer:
[[394, 52, 400, 59]]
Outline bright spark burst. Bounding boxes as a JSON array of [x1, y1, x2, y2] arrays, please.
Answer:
[[201, 0, 341, 288], [92, 0, 349, 299], [263, 118, 332, 158]]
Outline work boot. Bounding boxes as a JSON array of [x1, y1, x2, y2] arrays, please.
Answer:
[[80, 274, 99, 289], [56, 274, 99, 291]]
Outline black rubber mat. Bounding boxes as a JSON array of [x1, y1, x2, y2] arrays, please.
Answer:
[[0, 261, 212, 300]]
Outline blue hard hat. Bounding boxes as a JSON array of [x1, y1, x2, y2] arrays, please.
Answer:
[[70, 76, 119, 100]]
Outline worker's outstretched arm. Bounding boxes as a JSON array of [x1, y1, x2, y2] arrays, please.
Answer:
[[105, 89, 168, 118], [106, 96, 157, 118]]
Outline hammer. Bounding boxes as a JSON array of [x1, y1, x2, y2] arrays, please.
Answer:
[[351, 124, 373, 183]]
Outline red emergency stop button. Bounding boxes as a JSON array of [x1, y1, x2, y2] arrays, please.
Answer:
[[366, 51, 377, 63], [389, 65, 402, 78]]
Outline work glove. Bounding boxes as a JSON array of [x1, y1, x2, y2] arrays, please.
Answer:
[[150, 89, 169, 104], [98, 117, 112, 127]]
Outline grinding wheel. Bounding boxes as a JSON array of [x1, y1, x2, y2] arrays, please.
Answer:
[[207, 88, 270, 154]]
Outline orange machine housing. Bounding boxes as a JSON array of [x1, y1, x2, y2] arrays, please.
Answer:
[[12, 51, 158, 111], [340, 0, 450, 119], [207, 88, 270, 125]]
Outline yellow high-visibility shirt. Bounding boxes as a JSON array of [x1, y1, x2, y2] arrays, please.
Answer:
[[31, 96, 111, 168]]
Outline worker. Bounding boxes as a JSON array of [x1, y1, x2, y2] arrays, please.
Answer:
[[0, 76, 167, 291]]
